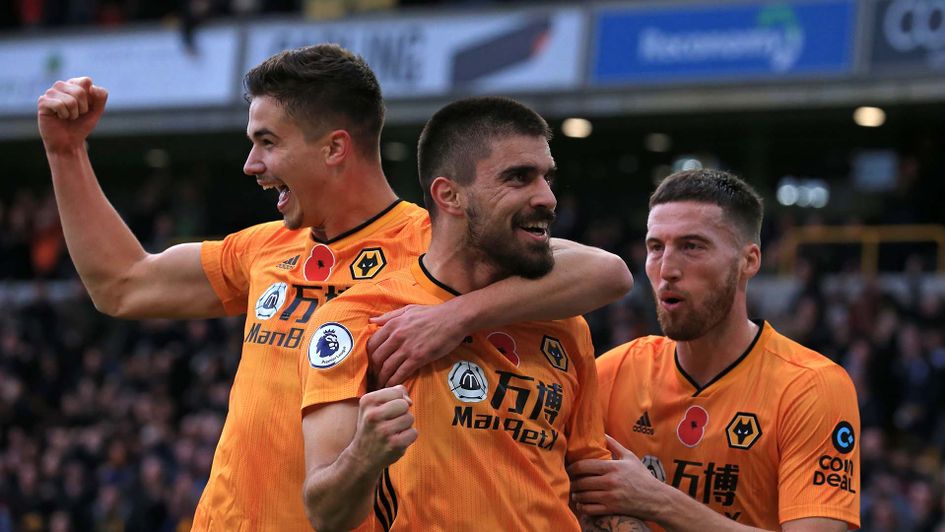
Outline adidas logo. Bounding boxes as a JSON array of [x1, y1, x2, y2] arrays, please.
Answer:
[[633, 411, 655, 435], [276, 255, 300, 270]]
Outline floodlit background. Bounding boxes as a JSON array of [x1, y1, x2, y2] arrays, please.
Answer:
[[2, 0, 944, 530]]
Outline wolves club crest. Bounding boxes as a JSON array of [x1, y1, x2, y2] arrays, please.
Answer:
[[541, 335, 569, 372], [350, 247, 387, 280], [725, 412, 761, 450]]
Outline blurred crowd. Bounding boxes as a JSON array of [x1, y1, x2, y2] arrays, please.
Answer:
[[1, 0, 536, 32], [2, 176, 945, 531]]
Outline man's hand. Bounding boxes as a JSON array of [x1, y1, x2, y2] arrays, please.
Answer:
[[349, 385, 418, 470], [368, 301, 467, 387], [568, 435, 666, 520], [37, 77, 108, 154]]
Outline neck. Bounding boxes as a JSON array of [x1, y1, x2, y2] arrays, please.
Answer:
[[317, 159, 397, 241], [422, 227, 504, 294], [675, 306, 759, 388]]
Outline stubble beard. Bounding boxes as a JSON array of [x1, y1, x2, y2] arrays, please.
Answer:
[[464, 200, 555, 280], [656, 265, 739, 341], [283, 215, 303, 231]]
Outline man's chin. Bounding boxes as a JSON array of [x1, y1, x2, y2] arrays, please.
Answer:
[[657, 314, 702, 342], [510, 251, 554, 280], [281, 216, 303, 231]]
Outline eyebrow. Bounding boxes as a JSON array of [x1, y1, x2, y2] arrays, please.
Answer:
[[499, 164, 557, 180], [679, 234, 711, 243], [248, 128, 278, 141], [646, 234, 712, 245]]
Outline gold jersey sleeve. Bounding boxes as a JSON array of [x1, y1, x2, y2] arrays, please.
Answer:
[[201, 221, 285, 315], [564, 321, 610, 465], [776, 353, 861, 525], [298, 281, 400, 410]]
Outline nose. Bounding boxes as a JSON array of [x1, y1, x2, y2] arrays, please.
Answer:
[[530, 177, 557, 212], [244, 145, 265, 176], [658, 247, 683, 283]]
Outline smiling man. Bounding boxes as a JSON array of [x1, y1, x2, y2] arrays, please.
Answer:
[[299, 97, 645, 531], [36, 45, 631, 531], [568, 169, 860, 531]]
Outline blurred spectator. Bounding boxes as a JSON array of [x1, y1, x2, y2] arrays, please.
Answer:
[[0, 290, 232, 530]]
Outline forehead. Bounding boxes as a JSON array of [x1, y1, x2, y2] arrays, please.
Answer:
[[646, 201, 731, 240], [246, 95, 295, 134], [475, 134, 554, 177]]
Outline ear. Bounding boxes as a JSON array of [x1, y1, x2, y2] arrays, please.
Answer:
[[430, 176, 464, 217], [323, 130, 353, 167], [741, 242, 761, 280]]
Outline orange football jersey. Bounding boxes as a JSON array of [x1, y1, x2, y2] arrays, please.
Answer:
[[299, 258, 610, 531], [597, 321, 860, 530], [192, 201, 430, 531]]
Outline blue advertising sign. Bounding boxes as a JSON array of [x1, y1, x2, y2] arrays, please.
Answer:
[[592, 0, 855, 85]]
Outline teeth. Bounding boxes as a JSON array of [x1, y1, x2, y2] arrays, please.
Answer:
[[523, 222, 549, 231]]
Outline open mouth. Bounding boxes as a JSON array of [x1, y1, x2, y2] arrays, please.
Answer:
[[659, 294, 685, 310], [519, 221, 550, 238], [258, 179, 291, 212]]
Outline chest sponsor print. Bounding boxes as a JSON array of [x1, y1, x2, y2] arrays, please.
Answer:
[[450, 365, 565, 452], [672, 458, 741, 511]]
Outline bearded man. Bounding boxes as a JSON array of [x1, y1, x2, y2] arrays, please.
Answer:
[[568, 169, 860, 532], [297, 96, 645, 532]]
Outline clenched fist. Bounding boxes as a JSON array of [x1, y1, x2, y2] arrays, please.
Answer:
[[349, 385, 418, 471], [37, 77, 108, 154]]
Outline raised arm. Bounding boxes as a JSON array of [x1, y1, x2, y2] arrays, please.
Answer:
[[369, 238, 632, 385], [302, 386, 417, 531], [38, 77, 224, 319]]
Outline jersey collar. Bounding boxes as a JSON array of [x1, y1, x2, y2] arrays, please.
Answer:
[[310, 199, 405, 246], [411, 255, 460, 301], [675, 319, 767, 397]]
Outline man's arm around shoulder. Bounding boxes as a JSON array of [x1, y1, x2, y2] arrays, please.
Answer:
[[368, 238, 632, 386]]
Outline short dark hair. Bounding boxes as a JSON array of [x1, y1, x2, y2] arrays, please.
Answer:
[[650, 169, 764, 245], [417, 96, 551, 217], [244, 44, 384, 155]]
